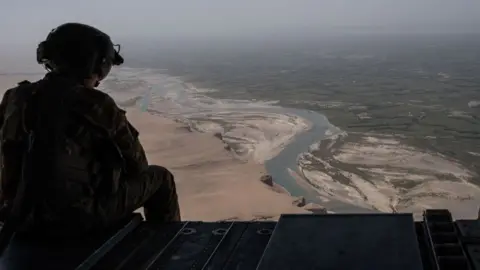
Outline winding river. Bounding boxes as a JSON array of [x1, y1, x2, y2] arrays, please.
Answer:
[[264, 107, 376, 213]]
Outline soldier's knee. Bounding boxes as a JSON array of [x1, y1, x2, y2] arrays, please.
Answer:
[[148, 165, 175, 186], [148, 165, 172, 176]]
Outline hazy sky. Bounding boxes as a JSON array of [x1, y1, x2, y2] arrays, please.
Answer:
[[1, 0, 480, 45]]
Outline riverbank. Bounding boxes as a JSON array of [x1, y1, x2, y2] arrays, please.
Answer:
[[298, 131, 480, 220]]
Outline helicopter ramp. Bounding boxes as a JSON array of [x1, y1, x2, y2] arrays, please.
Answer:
[[0, 209, 479, 270]]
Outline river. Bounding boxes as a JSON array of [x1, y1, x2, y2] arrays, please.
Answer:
[[265, 107, 377, 213]]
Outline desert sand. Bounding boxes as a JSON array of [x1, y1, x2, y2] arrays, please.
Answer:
[[126, 109, 309, 221]]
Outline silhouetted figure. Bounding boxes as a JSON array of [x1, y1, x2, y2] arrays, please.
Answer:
[[0, 23, 180, 242]]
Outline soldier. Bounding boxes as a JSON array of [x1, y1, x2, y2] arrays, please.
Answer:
[[0, 22, 180, 240]]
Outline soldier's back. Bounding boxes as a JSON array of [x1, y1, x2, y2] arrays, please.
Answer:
[[0, 73, 125, 238]]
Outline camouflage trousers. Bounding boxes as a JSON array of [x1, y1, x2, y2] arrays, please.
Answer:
[[102, 165, 181, 225], [12, 166, 180, 240]]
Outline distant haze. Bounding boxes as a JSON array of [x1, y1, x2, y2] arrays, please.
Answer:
[[1, 0, 480, 44], [1, 0, 480, 73]]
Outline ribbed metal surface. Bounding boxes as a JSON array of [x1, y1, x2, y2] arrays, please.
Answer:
[[423, 209, 471, 270], [1, 211, 480, 270]]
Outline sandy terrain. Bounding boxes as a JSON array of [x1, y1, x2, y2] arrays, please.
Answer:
[[102, 68, 311, 164], [183, 111, 310, 163], [127, 109, 309, 221], [298, 131, 480, 219]]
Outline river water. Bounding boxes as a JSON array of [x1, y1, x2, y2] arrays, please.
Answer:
[[265, 107, 376, 213]]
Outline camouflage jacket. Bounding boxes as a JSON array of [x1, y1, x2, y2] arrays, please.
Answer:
[[0, 73, 148, 236]]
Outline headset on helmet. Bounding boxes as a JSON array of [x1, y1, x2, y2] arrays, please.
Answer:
[[36, 22, 124, 83]]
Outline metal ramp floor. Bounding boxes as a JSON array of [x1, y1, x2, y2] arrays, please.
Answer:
[[1, 209, 480, 270]]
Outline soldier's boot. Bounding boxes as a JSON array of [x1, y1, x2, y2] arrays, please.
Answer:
[[143, 165, 181, 223]]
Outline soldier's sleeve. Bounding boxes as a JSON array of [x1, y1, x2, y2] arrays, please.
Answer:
[[0, 89, 12, 128], [110, 105, 149, 177], [0, 90, 12, 203]]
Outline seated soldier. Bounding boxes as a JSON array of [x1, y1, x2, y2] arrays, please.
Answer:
[[0, 22, 180, 240]]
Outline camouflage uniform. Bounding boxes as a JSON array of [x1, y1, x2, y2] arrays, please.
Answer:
[[0, 73, 180, 238]]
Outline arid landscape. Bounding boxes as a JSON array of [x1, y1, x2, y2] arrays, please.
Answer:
[[2, 32, 480, 221]]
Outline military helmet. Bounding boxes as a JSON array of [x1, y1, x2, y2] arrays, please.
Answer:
[[36, 22, 124, 81]]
